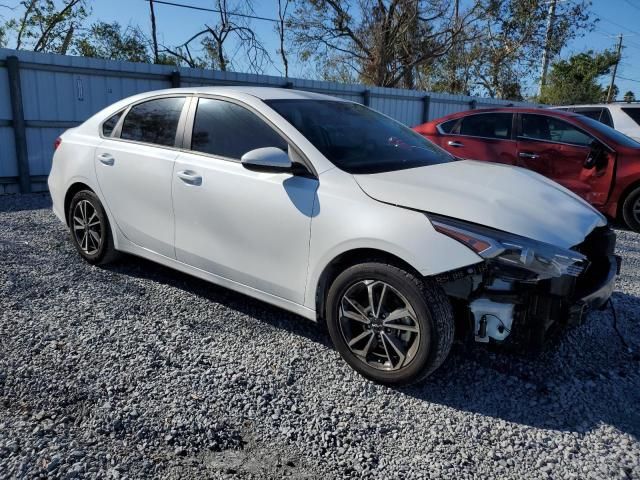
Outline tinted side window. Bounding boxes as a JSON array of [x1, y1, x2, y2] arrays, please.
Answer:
[[574, 108, 603, 122], [120, 97, 185, 147], [521, 114, 593, 147], [102, 111, 122, 137], [622, 108, 640, 126], [191, 98, 287, 159], [459, 113, 512, 139], [438, 119, 459, 134]]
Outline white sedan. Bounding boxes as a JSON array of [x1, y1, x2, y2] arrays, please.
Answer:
[[48, 87, 620, 385]]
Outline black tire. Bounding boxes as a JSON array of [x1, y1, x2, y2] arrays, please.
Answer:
[[622, 186, 640, 233], [325, 261, 454, 386], [68, 190, 119, 265]]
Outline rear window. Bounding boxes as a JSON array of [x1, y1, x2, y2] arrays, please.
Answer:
[[120, 97, 186, 147], [459, 113, 512, 140], [102, 111, 122, 137], [622, 108, 640, 127]]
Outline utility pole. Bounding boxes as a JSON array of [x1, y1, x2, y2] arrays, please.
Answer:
[[607, 34, 623, 103], [538, 0, 557, 96], [149, 0, 159, 64]]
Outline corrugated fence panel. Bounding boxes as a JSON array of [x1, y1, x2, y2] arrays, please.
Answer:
[[0, 47, 538, 191], [0, 66, 12, 120], [0, 127, 17, 177]]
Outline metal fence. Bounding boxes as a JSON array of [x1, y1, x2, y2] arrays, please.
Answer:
[[0, 47, 536, 194]]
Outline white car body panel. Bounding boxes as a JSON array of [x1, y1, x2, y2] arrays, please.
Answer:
[[172, 149, 318, 304], [94, 139, 178, 258], [354, 160, 607, 249], [48, 86, 606, 321]]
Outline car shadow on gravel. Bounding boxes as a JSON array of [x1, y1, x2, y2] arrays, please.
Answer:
[[104, 252, 640, 440], [102, 255, 332, 347]]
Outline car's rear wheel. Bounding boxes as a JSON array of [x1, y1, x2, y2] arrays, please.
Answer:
[[622, 186, 640, 233], [68, 190, 118, 265], [325, 261, 454, 385]]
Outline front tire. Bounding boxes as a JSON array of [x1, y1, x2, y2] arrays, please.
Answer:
[[68, 190, 119, 265], [325, 262, 454, 385], [622, 186, 640, 233]]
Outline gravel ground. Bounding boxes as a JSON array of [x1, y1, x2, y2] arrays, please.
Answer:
[[1, 193, 639, 479]]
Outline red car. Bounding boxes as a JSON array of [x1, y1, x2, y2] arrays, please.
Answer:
[[414, 108, 640, 232]]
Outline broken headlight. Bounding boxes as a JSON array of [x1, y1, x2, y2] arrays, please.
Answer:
[[427, 214, 588, 280]]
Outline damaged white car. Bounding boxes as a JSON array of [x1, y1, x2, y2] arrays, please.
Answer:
[[48, 87, 621, 385]]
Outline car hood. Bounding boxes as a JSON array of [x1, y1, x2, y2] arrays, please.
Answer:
[[353, 160, 607, 249]]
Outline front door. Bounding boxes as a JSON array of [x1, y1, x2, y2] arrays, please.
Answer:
[[94, 96, 187, 257], [172, 97, 318, 304], [517, 113, 615, 206]]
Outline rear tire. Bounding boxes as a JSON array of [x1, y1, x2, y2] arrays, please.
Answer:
[[622, 186, 640, 233], [325, 261, 454, 386], [68, 190, 119, 265]]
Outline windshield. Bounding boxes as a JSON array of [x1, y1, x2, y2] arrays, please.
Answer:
[[265, 99, 454, 174], [579, 115, 640, 148]]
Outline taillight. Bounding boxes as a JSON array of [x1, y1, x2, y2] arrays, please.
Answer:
[[54, 137, 62, 150]]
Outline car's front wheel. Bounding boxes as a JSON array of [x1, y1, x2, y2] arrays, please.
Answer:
[[622, 185, 640, 233], [326, 261, 454, 385], [68, 190, 119, 265]]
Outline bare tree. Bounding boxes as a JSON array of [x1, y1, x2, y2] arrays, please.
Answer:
[[161, 0, 271, 73], [290, 0, 480, 88]]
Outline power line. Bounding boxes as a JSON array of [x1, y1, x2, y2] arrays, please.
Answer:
[[617, 75, 640, 83], [622, 0, 640, 12], [141, 0, 279, 23], [598, 14, 640, 36]]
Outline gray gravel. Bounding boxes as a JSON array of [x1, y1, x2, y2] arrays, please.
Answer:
[[1, 193, 639, 479]]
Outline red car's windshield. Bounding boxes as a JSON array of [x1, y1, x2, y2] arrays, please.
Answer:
[[266, 100, 454, 174]]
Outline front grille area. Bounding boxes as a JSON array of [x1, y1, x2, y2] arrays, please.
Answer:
[[572, 226, 616, 297]]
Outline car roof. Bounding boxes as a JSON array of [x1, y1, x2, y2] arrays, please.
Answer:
[[137, 86, 343, 102], [431, 107, 584, 123], [553, 103, 640, 109]]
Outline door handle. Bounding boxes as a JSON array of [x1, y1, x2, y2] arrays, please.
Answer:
[[519, 152, 539, 159], [98, 153, 114, 166], [177, 170, 202, 186], [447, 140, 464, 147]]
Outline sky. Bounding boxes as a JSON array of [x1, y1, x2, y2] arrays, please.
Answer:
[[92, 0, 640, 98]]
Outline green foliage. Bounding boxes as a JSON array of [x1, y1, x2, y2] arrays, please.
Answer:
[[5, 0, 88, 52], [624, 90, 636, 103], [73, 22, 151, 63], [538, 50, 619, 105]]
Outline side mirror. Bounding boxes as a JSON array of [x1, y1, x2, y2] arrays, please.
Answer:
[[241, 147, 292, 172], [584, 140, 608, 170]]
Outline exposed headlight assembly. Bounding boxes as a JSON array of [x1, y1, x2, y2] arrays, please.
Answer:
[[427, 214, 588, 281]]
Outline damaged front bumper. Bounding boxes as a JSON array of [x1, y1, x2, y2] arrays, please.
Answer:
[[436, 226, 621, 348]]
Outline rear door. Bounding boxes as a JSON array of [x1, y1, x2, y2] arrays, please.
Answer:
[[94, 96, 187, 257], [517, 113, 615, 206], [438, 112, 517, 165]]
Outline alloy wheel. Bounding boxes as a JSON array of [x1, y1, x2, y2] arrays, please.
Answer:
[[338, 280, 421, 371], [72, 199, 102, 255], [634, 197, 640, 225]]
